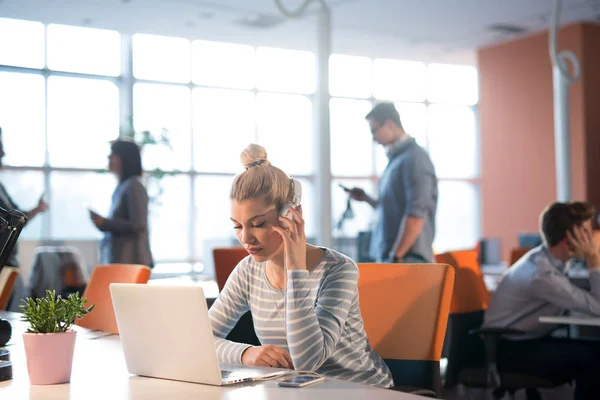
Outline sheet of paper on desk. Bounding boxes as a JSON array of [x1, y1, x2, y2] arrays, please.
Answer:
[[568, 268, 589, 279], [2, 325, 113, 346], [0, 313, 21, 322], [72, 326, 115, 340]]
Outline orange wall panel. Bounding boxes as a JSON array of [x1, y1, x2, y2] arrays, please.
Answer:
[[478, 24, 590, 260], [582, 24, 600, 211]]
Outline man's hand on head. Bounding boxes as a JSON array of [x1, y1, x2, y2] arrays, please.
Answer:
[[567, 225, 600, 268]]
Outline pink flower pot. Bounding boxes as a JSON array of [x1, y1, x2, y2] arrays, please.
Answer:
[[23, 330, 77, 385]]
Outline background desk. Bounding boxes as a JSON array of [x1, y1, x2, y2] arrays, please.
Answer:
[[0, 311, 424, 399], [480, 265, 591, 293], [539, 315, 600, 327]]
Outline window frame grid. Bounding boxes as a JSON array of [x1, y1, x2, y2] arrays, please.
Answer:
[[0, 33, 318, 276], [329, 94, 481, 248], [0, 20, 481, 274]]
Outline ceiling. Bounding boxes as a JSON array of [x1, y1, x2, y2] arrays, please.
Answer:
[[1, 0, 600, 65]]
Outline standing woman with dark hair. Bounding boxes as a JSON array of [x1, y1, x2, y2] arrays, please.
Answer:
[[89, 139, 154, 268]]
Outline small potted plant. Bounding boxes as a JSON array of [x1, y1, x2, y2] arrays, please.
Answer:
[[20, 290, 94, 385]]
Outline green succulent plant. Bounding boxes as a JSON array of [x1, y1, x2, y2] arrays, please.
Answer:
[[20, 290, 95, 334]]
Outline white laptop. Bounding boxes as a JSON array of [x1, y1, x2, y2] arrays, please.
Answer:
[[110, 283, 288, 385]]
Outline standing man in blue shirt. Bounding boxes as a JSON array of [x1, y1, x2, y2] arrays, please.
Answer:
[[347, 102, 437, 263], [484, 201, 600, 400]]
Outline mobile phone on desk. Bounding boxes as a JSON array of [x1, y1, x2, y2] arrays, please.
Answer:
[[277, 375, 325, 388]]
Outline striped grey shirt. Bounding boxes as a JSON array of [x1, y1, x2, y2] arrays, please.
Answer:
[[209, 248, 393, 388]]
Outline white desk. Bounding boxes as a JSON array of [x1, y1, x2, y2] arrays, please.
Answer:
[[0, 312, 425, 399], [539, 315, 600, 327], [568, 268, 589, 279]]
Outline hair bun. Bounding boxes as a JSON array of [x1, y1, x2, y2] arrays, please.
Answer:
[[241, 144, 271, 170]]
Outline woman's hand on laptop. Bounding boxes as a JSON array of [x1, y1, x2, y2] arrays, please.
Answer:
[[242, 345, 293, 369]]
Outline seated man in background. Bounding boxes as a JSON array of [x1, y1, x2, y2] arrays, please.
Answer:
[[484, 201, 600, 400]]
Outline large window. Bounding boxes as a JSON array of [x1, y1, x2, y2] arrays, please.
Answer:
[[47, 24, 121, 76], [0, 21, 321, 277], [330, 59, 480, 253], [0, 72, 45, 167], [0, 18, 45, 69], [133, 83, 192, 171], [0, 170, 45, 240], [255, 47, 315, 94], [373, 59, 427, 102], [329, 55, 371, 99], [192, 88, 255, 173], [132, 34, 191, 83], [47, 76, 119, 168], [192, 40, 255, 89], [49, 172, 115, 240], [0, 17, 479, 277], [330, 98, 374, 176], [256, 93, 313, 175]]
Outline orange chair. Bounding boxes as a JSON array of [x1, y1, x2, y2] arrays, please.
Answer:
[[436, 250, 490, 387], [593, 230, 600, 248], [439, 250, 555, 398], [508, 247, 532, 267], [0, 267, 18, 310], [212, 247, 248, 292], [211, 247, 258, 347], [76, 264, 151, 334], [435, 250, 490, 313], [357, 263, 454, 396]]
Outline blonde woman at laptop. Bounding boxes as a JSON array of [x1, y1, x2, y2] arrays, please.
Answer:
[[209, 144, 393, 388]]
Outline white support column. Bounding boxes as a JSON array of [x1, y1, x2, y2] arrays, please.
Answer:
[[553, 61, 571, 202], [120, 34, 134, 132], [314, 5, 332, 247], [549, 0, 579, 202]]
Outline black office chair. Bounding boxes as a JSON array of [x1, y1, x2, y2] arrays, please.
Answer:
[[206, 298, 260, 346], [444, 310, 559, 400]]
